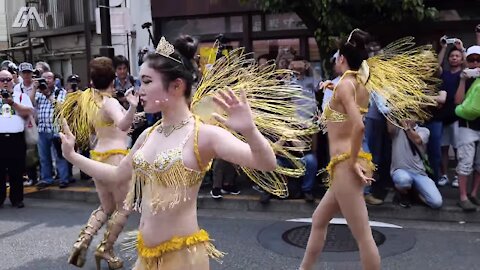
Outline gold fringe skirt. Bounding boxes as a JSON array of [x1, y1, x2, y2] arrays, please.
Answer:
[[133, 229, 225, 270], [90, 149, 129, 162], [323, 151, 376, 187]]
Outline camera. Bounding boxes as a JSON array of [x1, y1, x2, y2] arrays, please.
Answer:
[[1, 89, 10, 99], [36, 78, 48, 90], [463, 68, 480, 78], [441, 36, 457, 45], [33, 69, 41, 79], [115, 90, 125, 98]]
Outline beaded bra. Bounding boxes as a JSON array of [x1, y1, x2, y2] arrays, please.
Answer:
[[124, 116, 211, 214]]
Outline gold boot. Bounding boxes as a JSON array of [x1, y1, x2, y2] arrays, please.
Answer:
[[68, 206, 108, 267], [94, 210, 129, 270]]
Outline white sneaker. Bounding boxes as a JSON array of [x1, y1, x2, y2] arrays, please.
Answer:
[[451, 176, 459, 188], [438, 175, 449, 186], [23, 180, 33, 186]]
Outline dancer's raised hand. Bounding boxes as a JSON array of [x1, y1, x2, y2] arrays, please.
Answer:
[[125, 87, 139, 109], [59, 119, 76, 159], [212, 88, 255, 134]]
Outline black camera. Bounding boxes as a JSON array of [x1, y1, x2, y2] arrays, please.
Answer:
[[1, 89, 10, 99], [116, 90, 125, 98], [33, 69, 41, 79], [36, 78, 48, 90]]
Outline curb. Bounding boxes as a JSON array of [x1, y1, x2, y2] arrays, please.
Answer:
[[25, 188, 480, 223]]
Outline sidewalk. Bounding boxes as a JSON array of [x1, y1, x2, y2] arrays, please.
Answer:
[[24, 173, 480, 224]]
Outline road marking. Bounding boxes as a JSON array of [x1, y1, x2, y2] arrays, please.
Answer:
[[286, 217, 403, 229]]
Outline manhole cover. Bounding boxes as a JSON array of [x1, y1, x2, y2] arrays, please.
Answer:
[[282, 224, 386, 252]]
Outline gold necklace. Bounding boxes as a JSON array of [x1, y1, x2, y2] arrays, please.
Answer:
[[156, 116, 193, 137]]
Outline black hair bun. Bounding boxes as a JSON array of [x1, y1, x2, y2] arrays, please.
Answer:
[[174, 35, 198, 61]]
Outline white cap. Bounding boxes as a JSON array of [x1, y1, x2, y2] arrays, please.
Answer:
[[466, 45, 480, 57]]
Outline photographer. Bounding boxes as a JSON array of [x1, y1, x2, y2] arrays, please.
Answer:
[[29, 71, 70, 189], [1, 61, 21, 86], [113, 55, 140, 109], [454, 45, 480, 211], [66, 74, 81, 94], [0, 70, 34, 208]]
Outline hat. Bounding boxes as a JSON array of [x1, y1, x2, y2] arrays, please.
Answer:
[[466, 46, 480, 57], [19, 62, 33, 72], [67, 74, 81, 83]]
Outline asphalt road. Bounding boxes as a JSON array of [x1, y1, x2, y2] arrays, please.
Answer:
[[1, 199, 479, 270]]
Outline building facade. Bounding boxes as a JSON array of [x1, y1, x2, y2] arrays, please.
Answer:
[[2, 0, 153, 84]]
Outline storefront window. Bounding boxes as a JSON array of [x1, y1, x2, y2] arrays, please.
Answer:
[[230, 16, 243, 33], [162, 16, 244, 40], [197, 41, 240, 74], [253, 38, 300, 60], [265, 13, 306, 31], [252, 15, 262, 32]]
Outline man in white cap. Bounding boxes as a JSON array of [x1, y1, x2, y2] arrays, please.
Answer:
[[14, 62, 35, 96], [454, 45, 480, 211]]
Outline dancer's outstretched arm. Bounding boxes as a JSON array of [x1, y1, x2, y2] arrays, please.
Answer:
[[104, 89, 139, 132], [59, 120, 147, 183], [199, 89, 276, 172]]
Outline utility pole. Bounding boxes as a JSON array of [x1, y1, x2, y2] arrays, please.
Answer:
[[99, 0, 114, 59], [83, 0, 92, 82], [26, 0, 36, 63]]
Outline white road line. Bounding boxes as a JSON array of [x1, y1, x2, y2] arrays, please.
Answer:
[[286, 218, 403, 229]]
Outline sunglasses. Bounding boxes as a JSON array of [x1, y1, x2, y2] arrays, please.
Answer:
[[467, 55, 480, 63], [0, 77, 13, 83]]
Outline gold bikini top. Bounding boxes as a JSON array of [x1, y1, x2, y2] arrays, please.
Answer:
[[319, 72, 369, 132], [124, 116, 211, 214]]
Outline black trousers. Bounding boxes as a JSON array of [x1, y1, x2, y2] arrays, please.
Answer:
[[0, 132, 26, 205]]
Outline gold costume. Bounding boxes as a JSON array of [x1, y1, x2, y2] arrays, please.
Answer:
[[56, 88, 130, 270], [320, 33, 439, 186], [121, 37, 318, 269], [123, 116, 224, 269]]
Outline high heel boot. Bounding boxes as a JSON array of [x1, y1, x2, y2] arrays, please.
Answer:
[[68, 206, 108, 267], [94, 210, 129, 270]]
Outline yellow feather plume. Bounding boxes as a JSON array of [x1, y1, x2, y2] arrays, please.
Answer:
[[54, 88, 107, 149], [192, 47, 319, 198], [364, 37, 440, 126]]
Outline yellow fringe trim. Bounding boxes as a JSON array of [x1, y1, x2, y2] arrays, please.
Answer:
[[323, 151, 376, 187], [90, 149, 129, 162], [136, 229, 225, 262]]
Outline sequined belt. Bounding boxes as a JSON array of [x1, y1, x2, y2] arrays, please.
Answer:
[[322, 151, 376, 187], [135, 229, 225, 268]]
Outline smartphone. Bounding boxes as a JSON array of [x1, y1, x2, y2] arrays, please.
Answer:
[[445, 38, 457, 44]]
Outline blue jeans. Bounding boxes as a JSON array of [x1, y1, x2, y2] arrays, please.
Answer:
[[424, 121, 443, 181], [38, 132, 69, 184], [278, 153, 318, 192], [392, 169, 443, 208]]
